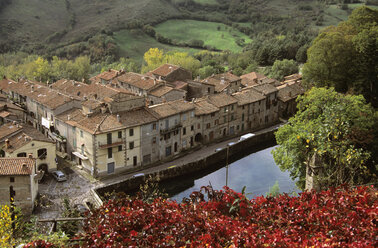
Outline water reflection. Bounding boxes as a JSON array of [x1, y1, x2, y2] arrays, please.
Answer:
[[166, 146, 300, 202]]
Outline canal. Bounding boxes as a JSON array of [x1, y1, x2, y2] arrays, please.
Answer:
[[161, 146, 300, 201]]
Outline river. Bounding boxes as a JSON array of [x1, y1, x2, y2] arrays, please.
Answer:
[[162, 146, 300, 202]]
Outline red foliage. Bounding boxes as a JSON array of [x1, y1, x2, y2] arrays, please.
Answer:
[[24, 240, 56, 248], [78, 185, 377, 247]]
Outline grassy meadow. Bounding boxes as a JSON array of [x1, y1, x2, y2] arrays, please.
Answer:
[[113, 29, 202, 62], [154, 20, 253, 53]]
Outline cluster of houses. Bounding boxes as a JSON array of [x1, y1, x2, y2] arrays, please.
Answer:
[[0, 63, 303, 213]]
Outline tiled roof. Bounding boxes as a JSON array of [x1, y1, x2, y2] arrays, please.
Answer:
[[119, 108, 158, 127], [56, 108, 85, 123], [98, 69, 121, 81], [0, 102, 25, 112], [151, 64, 180, 77], [233, 88, 266, 105], [74, 113, 123, 134], [206, 93, 237, 108], [284, 74, 302, 81], [277, 82, 305, 102], [202, 72, 240, 92], [51, 79, 89, 100], [117, 72, 145, 84], [0, 123, 23, 141], [149, 100, 194, 118], [3, 125, 54, 153], [0, 111, 11, 118], [0, 78, 18, 94], [169, 81, 188, 89], [82, 99, 103, 109], [0, 158, 35, 176], [194, 99, 219, 116], [252, 83, 278, 95], [149, 85, 174, 97], [240, 72, 265, 81]]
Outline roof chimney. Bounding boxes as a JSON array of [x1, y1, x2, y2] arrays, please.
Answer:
[[28, 153, 33, 158], [5, 139, 10, 149], [67, 115, 71, 121], [117, 114, 120, 122]]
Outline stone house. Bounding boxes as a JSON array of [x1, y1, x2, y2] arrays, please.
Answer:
[[2, 125, 56, 172], [233, 88, 266, 132], [206, 93, 238, 138], [251, 84, 279, 127], [193, 99, 220, 144], [0, 102, 26, 124], [186, 80, 215, 100], [148, 85, 186, 105], [151, 64, 192, 82], [139, 109, 160, 166], [116, 72, 161, 97], [0, 157, 38, 215], [0, 122, 23, 144], [276, 82, 305, 119], [240, 72, 266, 88], [202, 72, 241, 94], [89, 69, 124, 85], [149, 100, 195, 160]]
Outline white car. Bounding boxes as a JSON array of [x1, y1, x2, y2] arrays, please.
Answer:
[[227, 142, 236, 146], [52, 170, 67, 182], [132, 173, 145, 178]]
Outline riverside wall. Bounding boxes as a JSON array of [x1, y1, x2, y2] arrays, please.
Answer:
[[95, 129, 276, 198]]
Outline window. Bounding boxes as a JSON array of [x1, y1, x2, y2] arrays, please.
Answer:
[[165, 119, 169, 129], [118, 131, 122, 138], [231, 114, 234, 121], [152, 123, 156, 130], [191, 111, 194, 118], [242, 113, 245, 121], [183, 127, 186, 135], [215, 119, 219, 125], [81, 145, 84, 155], [265, 116, 269, 123], [17, 152, 26, 157], [174, 142, 178, 152], [242, 105, 245, 110], [223, 116, 227, 123], [80, 130, 83, 138], [129, 141, 134, 150], [133, 156, 137, 166], [10, 177, 14, 183], [231, 104, 234, 110], [129, 129, 134, 136], [182, 139, 187, 147], [108, 148, 112, 158], [152, 137, 156, 144], [174, 119, 178, 125], [118, 145, 122, 152], [38, 149, 47, 159], [73, 139, 76, 148], [107, 133, 112, 144], [211, 112, 215, 117], [166, 146, 171, 156], [206, 123, 211, 129], [197, 123, 200, 129], [191, 125, 194, 131], [224, 107, 227, 113], [183, 114, 186, 121]]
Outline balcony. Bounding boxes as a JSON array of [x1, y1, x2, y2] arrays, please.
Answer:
[[98, 138, 124, 149], [160, 124, 182, 135]]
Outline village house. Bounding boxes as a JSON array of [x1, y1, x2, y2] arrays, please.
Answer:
[[202, 72, 242, 94], [193, 99, 220, 144], [0, 157, 39, 214], [0, 122, 23, 145], [250, 84, 279, 127], [148, 84, 186, 105], [276, 81, 305, 119], [116, 72, 160, 97], [149, 100, 195, 160], [151, 64, 192, 82], [185, 80, 215, 100], [240, 72, 266, 88], [0, 101, 26, 124], [206, 93, 238, 137], [1, 125, 56, 173], [89, 69, 124, 85], [233, 88, 266, 132]]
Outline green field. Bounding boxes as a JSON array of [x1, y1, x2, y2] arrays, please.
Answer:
[[113, 29, 202, 62], [155, 20, 253, 53]]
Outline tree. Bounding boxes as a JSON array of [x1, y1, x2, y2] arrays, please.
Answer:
[[303, 6, 378, 107], [0, 205, 15, 247], [268, 59, 298, 81], [272, 87, 377, 190]]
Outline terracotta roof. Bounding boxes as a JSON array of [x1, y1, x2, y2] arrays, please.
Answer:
[[252, 83, 278, 95], [202, 72, 240, 92], [3, 125, 54, 153], [0, 158, 35, 176], [0, 123, 23, 140], [169, 81, 188, 90], [284, 74, 302, 81], [74, 113, 124, 134], [206, 93, 237, 108], [82, 99, 103, 109], [51, 79, 89, 100], [117, 72, 145, 84], [151, 64, 180, 77], [0, 111, 11, 118], [240, 72, 265, 81], [118, 108, 158, 127], [97, 69, 120, 81], [149, 85, 174, 97], [0, 102, 25, 112], [149, 100, 194, 118], [233, 88, 266, 105], [194, 99, 219, 116], [56, 108, 85, 123], [0, 78, 18, 94]]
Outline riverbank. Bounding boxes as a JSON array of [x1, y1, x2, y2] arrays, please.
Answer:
[[93, 123, 282, 200]]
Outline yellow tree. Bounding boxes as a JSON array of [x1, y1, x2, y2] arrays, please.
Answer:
[[142, 48, 164, 73], [33, 57, 51, 82], [0, 205, 15, 247]]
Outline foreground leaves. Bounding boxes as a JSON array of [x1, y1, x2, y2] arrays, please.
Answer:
[[77, 185, 377, 247]]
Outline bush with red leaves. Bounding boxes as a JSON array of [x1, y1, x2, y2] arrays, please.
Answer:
[[23, 240, 56, 248], [77, 185, 377, 247]]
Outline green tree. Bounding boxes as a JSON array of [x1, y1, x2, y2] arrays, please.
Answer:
[[268, 59, 298, 81], [272, 87, 377, 190], [303, 6, 378, 107]]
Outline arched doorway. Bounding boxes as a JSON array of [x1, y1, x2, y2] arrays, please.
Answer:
[[195, 133, 203, 143], [38, 164, 48, 173]]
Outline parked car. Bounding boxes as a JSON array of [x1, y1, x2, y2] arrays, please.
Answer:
[[215, 147, 224, 152], [239, 133, 255, 141], [132, 173, 145, 178], [227, 142, 236, 146], [52, 170, 67, 182]]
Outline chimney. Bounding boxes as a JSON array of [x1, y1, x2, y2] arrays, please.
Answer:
[[31, 85, 34, 92], [5, 139, 10, 148], [28, 153, 33, 159], [154, 79, 156, 85], [117, 114, 120, 122], [67, 115, 71, 121]]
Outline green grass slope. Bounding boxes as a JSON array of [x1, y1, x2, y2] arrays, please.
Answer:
[[155, 20, 252, 52]]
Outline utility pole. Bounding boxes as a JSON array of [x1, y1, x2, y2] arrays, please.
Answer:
[[226, 145, 229, 187], [9, 186, 16, 248]]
